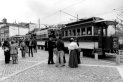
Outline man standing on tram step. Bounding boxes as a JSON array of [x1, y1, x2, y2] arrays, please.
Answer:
[[47, 35, 55, 64], [28, 38, 34, 57]]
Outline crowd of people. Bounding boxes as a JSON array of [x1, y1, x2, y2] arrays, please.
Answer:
[[47, 35, 81, 68], [2, 38, 37, 64], [2, 35, 81, 68]]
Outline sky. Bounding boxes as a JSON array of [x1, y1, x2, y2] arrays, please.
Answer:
[[0, 0, 123, 25]]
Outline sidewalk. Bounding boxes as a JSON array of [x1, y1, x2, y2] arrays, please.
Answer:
[[0, 48, 123, 82]]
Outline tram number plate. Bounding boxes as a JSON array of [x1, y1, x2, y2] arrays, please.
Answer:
[[113, 37, 119, 49], [119, 50, 123, 55]]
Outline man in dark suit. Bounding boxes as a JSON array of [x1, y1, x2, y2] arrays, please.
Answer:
[[47, 35, 55, 64], [28, 38, 34, 57], [33, 38, 37, 53]]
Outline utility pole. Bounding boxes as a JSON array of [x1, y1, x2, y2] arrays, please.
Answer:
[[28, 22, 31, 32], [38, 18, 40, 28], [115, 19, 117, 36], [77, 14, 79, 21], [18, 25, 19, 35]]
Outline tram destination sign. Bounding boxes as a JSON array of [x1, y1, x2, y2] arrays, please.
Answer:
[[113, 37, 119, 49]]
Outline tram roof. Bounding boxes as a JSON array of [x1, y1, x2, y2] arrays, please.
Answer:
[[94, 20, 118, 25], [66, 17, 103, 26], [65, 17, 117, 28]]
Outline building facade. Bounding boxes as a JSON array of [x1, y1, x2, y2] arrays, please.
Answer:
[[0, 18, 30, 41]]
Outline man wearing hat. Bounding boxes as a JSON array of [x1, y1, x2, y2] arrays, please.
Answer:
[[47, 35, 55, 64]]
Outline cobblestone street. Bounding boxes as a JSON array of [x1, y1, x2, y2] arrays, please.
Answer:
[[0, 48, 123, 82]]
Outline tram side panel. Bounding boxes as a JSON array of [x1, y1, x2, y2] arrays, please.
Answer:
[[63, 36, 119, 56], [63, 36, 99, 55]]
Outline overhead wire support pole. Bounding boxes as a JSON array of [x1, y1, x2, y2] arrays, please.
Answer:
[[77, 14, 79, 21], [40, 0, 86, 23], [60, 10, 79, 21], [60, 10, 62, 24]]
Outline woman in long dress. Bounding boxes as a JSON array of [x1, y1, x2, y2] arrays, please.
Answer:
[[20, 40, 26, 58], [68, 38, 79, 68], [10, 41, 18, 64], [2, 40, 10, 64]]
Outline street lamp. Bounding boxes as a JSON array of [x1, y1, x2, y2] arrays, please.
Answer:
[[18, 25, 20, 35]]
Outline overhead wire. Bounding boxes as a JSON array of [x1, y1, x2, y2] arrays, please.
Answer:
[[41, 1, 123, 24], [40, 0, 86, 23], [60, 0, 86, 11]]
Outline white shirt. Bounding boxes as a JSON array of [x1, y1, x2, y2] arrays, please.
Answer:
[[68, 42, 79, 50]]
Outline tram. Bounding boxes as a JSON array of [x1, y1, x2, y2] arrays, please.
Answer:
[[10, 35, 23, 41], [33, 17, 118, 56], [61, 17, 118, 56], [36, 27, 61, 49]]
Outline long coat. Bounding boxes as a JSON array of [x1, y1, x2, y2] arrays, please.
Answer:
[[10, 43, 18, 55]]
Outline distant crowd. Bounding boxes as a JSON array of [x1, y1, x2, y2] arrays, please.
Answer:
[[2, 38, 37, 64]]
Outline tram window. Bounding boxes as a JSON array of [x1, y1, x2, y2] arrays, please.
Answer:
[[98, 29, 101, 35], [65, 31, 68, 36], [88, 31, 91, 35], [68, 30, 70, 36], [81, 28, 86, 35], [69, 30, 72, 36], [73, 29, 76, 36], [94, 27, 98, 35], [103, 28, 106, 36], [87, 27, 92, 35], [62, 31, 64, 37], [77, 29, 80, 36]]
